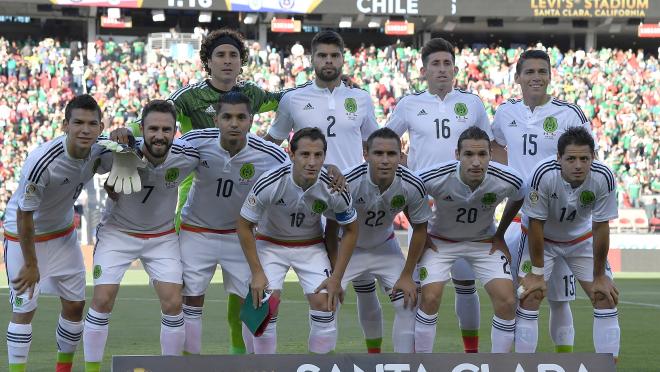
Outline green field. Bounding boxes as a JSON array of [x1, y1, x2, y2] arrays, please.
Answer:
[[1, 272, 659, 371]]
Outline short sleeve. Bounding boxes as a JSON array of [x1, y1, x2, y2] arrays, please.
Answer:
[[385, 98, 408, 137], [17, 158, 49, 212], [406, 191, 432, 225], [360, 95, 379, 140], [491, 106, 507, 146], [474, 99, 494, 140], [327, 190, 356, 225], [522, 177, 549, 221], [267, 94, 294, 141], [240, 190, 268, 223]]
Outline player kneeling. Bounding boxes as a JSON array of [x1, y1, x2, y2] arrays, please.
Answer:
[[83, 101, 200, 371], [325, 128, 431, 352], [415, 126, 524, 353], [237, 128, 358, 354], [516, 127, 620, 361]]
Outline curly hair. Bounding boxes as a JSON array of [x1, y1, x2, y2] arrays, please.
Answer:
[[199, 29, 248, 74]]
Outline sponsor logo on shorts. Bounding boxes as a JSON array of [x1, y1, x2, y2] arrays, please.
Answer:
[[390, 195, 406, 211], [312, 200, 328, 214], [419, 267, 428, 281], [14, 297, 23, 307], [240, 163, 255, 182], [579, 190, 595, 207], [93, 265, 102, 279], [521, 260, 532, 274], [529, 191, 539, 205]]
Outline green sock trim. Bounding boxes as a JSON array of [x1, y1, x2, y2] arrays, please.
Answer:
[[227, 293, 246, 351], [230, 346, 247, 354], [556, 345, 574, 353], [9, 363, 26, 372], [57, 352, 75, 363], [183, 351, 199, 355], [85, 361, 101, 372], [461, 329, 479, 337], [365, 338, 382, 349]]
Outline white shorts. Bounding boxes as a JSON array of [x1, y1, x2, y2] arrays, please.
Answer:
[[4, 230, 85, 313], [180, 228, 250, 298], [341, 237, 404, 292], [257, 239, 331, 295], [418, 237, 512, 287], [93, 225, 182, 285], [517, 233, 613, 290]]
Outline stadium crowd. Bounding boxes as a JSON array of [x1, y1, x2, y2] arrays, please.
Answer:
[[0, 36, 658, 221]]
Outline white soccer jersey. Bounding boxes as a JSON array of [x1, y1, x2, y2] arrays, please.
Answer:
[[491, 97, 592, 175], [180, 129, 288, 230], [386, 89, 493, 171], [267, 81, 379, 170], [522, 156, 618, 242], [100, 138, 199, 234], [3, 135, 111, 237], [344, 163, 432, 249], [418, 160, 524, 241], [240, 164, 357, 242]]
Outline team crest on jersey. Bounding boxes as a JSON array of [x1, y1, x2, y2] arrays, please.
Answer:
[[239, 163, 256, 183], [344, 97, 357, 113], [529, 191, 539, 205], [454, 102, 468, 121], [579, 190, 596, 207], [390, 195, 406, 211], [165, 167, 180, 188], [419, 267, 428, 281], [481, 192, 497, 209], [93, 265, 102, 279], [543, 116, 558, 136], [311, 199, 328, 214]]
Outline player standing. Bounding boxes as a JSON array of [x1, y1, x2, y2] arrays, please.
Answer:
[[177, 92, 288, 355], [3, 95, 108, 372], [491, 49, 594, 353], [82, 100, 200, 371], [238, 128, 358, 354], [264, 30, 382, 353], [516, 127, 620, 361], [415, 126, 523, 353], [327, 128, 431, 352], [385, 38, 493, 353]]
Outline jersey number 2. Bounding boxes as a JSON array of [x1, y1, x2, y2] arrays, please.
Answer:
[[326, 116, 336, 137]]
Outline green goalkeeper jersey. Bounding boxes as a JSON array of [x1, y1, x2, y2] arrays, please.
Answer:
[[168, 79, 282, 133]]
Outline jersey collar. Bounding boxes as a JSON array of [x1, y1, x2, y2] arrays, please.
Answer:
[[522, 95, 553, 112], [425, 88, 456, 102], [63, 135, 90, 162], [217, 132, 249, 157], [312, 79, 345, 93], [365, 163, 397, 196], [455, 161, 489, 193]]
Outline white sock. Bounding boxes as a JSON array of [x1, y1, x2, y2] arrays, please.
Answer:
[[548, 300, 575, 350], [593, 308, 620, 357], [309, 310, 336, 354], [83, 309, 110, 363], [390, 293, 415, 353], [454, 283, 480, 331], [242, 322, 255, 354], [160, 312, 185, 356], [56, 315, 83, 353], [414, 309, 437, 353], [7, 322, 32, 365], [514, 307, 539, 353], [353, 280, 383, 344], [490, 316, 515, 353], [253, 316, 277, 354], [182, 304, 203, 354]]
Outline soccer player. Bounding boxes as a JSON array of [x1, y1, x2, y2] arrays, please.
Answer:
[[385, 37, 493, 353], [82, 100, 200, 371], [177, 92, 288, 355], [415, 126, 524, 353], [516, 127, 620, 360], [238, 127, 358, 354], [491, 49, 594, 353], [264, 30, 382, 353], [327, 128, 431, 352], [3, 95, 108, 372]]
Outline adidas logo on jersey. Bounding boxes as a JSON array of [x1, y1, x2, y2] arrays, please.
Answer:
[[61, 178, 70, 185], [508, 120, 517, 127], [417, 109, 428, 116], [303, 103, 314, 110], [205, 105, 216, 115], [550, 192, 559, 199], [276, 198, 287, 206], [356, 197, 366, 204], [443, 195, 454, 202]]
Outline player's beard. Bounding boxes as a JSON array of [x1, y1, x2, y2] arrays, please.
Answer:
[[144, 139, 172, 159], [315, 66, 341, 82]]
